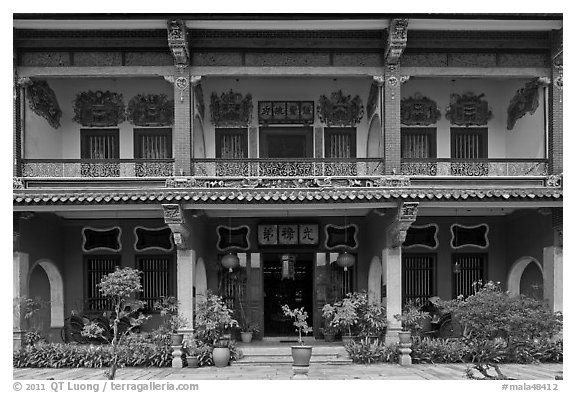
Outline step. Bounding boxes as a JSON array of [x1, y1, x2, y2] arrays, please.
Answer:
[[237, 345, 348, 357], [233, 355, 352, 366], [233, 343, 352, 365]]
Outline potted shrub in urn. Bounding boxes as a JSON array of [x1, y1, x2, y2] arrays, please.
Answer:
[[183, 339, 200, 368], [239, 320, 260, 343], [394, 301, 429, 343], [154, 296, 189, 346], [282, 304, 313, 366], [320, 304, 338, 342], [330, 297, 358, 344]]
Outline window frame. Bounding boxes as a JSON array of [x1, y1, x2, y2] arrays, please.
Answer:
[[136, 254, 175, 312], [324, 127, 357, 158], [452, 253, 488, 299], [133, 127, 173, 159], [401, 253, 437, 306], [450, 127, 488, 159], [215, 128, 248, 159], [401, 127, 437, 159], [259, 126, 313, 158], [80, 128, 120, 159], [84, 255, 121, 312]]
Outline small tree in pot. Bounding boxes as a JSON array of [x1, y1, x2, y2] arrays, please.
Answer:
[[282, 305, 313, 366]]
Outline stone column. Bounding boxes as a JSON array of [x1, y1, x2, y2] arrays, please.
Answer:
[[165, 74, 192, 176], [549, 28, 562, 175], [13, 212, 30, 350], [382, 202, 419, 345], [163, 204, 195, 367], [543, 208, 562, 312]]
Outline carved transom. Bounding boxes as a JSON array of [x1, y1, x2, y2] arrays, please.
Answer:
[[210, 90, 253, 128], [401, 93, 441, 126], [317, 90, 364, 127], [26, 80, 62, 129], [386, 18, 409, 65], [126, 94, 174, 127], [73, 90, 125, 127], [167, 19, 189, 67], [506, 78, 549, 130], [446, 92, 493, 126]]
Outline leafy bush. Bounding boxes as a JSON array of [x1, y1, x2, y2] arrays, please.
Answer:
[[411, 337, 468, 364], [194, 339, 242, 367], [194, 292, 238, 345], [344, 338, 398, 364], [322, 291, 387, 338]]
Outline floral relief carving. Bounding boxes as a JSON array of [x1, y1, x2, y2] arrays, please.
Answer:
[[126, 94, 174, 126], [506, 78, 549, 130], [73, 90, 125, 127], [210, 90, 253, 128], [317, 90, 364, 127], [446, 92, 492, 126], [26, 80, 62, 128], [401, 93, 441, 126]]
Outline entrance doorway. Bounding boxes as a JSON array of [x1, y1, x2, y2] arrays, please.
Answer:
[[263, 253, 314, 337]]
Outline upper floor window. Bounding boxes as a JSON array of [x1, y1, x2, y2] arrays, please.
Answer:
[[401, 128, 437, 159], [325, 127, 356, 158], [81, 129, 119, 159], [451, 128, 488, 159], [134, 128, 172, 159], [216, 128, 248, 159]]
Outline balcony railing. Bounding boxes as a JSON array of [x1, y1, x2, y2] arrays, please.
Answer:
[[191, 158, 385, 177], [400, 159, 549, 177], [21, 159, 174, 178]]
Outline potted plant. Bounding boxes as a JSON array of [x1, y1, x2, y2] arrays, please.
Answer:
[[183, 340, 200, 368], [394, 301, 429, 344], [330, 297, 358, 344], [239, 320, 260, 343], [167, 314, 189, 346], [358, 302, 387, 341], [153, 296, 188, 346], [282, 304, 313, 366], [320, 304, 338, 342]]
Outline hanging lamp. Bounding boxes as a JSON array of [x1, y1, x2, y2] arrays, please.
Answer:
[[453, 208, 461, 274], [221, 215, 239, 272], [336, 210, 355, 271]]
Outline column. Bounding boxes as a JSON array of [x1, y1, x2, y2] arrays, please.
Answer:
[[13, 213, 30, 350], [549, 28, 563, 174], [543, 208, 562, 312], [382, 201, 419, 345], [165, 73, 192, 176], [383, 65, 401, 175]]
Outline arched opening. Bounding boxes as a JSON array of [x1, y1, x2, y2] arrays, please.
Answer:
[[366, 115, 382, 158], [368, 256, 383, 305], [28, 260, 64, 342], [507, 256, 543, 299], [193, 115, 206, 158]]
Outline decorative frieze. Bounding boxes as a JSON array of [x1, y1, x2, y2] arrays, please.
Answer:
[[210, 90, 253, 128], [192, 52, 243, 67], [126, 94, 174, 127], [401, 53, 448, 67], [385, 18, 409, 64], [244, 52, 330, 67], [400, 162, 438, 176], [401, 93, 441, 126], [162, 204, 184, 225], [26, 80, 62, 129], [21, 52, 71, 67], [167, 19, 189, 68], [80, 162, 120, 177], [73, 90, 125, 127], [448, 53, 497, 67], [317, 90, 364, 127], [73, 52, 122, 67], [507, 78, 550, 130], [13, 177, 25, 189], [124, 52, 174, 66], [332, 53, 383, 67], [446, 92, 492, 126], [450, 162, 489, 176], [134, 161, 174, 177], [258, 101, 314, 125], [546, 174, 563, 188]]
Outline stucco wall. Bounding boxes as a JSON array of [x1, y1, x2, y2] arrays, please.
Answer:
[[401, 78, 546, 159]]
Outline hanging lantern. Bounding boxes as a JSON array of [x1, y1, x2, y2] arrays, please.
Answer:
[[221, 253, 240, 272], [336, 252, 355, 271], [281, 254, 296, 280]]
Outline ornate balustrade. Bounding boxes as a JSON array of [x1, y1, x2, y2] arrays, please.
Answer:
[[191, 158, 385, 178], [21, 159, 174, 178], [400, 159, 549, 177]]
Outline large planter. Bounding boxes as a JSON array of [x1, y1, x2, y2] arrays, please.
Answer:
[[240, 331, 253, 343], [398, 330, 412, 344], [170, 333, 184, 346], [212, 347, 231, 367], [291, 345, 313, 366], [186, 355, 199, 368]]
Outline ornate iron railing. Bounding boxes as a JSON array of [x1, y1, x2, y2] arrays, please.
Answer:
[[191, 158, 385, 177], [400, 159, 549, 177], [21, 159, 174, 178]]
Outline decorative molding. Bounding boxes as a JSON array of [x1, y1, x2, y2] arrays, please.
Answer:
[[401, 93, 441, 126], [366, 83, 379, 120], [126, 94, 174, 126], [372, 75, 385, 86], [216, 225, 250, 251], [546, 174, 563, 188], [82, 226, 122, 253], [17, 77, 32, 87], [210, 90, 253, 128], [324, 224, 358, 251], [258, 101, 314, 125], [385, 18, 409, 64], [387, 201, 419, 248], [403, 224, 439, 249], [167, 19, 189, 68], [162, 204, 191, 249], [72, 90, 125, 127], [446, 92, 493, 126], [134, 226, 174, 252], [398, 201, 419, 221], [400, 75, 411, 84], [507, 78, 549, 130], [194, 83, 205, 120], [13, 177, 25, 189], [317, 90, 364, 127], [26, 80, 62, 128], [162, 204, 184, 224], [450, 223, 489, 249]]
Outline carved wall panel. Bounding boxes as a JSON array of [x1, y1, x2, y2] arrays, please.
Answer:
[[317, 90, 364, 127], [332, 53, 383, 67], [73, 52, 122, 66], [401, 53, 448, 67], [448, 53, 497, 67], [401, 93, 441, 126], [498, 53, 549, 68], [210, 90, 253, 128], [73, 90, 125, 127], [26, 80, 62, 129], [127, 94, 174, 126], [192, 52, 243, 66], [244, 52, 330, 67], [21, 52, 71, 67], [446, 92, 492, 126], [167, 19, 189, 67], [125, 52, 174, 66], [507, 78, 549, 130], [385, 18, 409, 64]]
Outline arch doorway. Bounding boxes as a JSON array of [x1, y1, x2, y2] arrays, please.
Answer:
[[28, 260, 64, 342], [507, 257, 543, 300]]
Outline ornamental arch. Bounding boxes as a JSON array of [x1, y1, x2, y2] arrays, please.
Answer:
[[28, 259, 65, 333], [507, 256, 543, 299]]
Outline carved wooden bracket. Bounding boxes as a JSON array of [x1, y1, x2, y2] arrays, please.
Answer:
[[317, 90, 364, 127], [73, 90, 125, 127], [210, 90, 253, 127], [386, 201, 419, 248], [401, 93, 441, 126], [446, 92, 492, 126], [167, 19, 189, 68], [506, 78, 550, 130], [162, 204, 192, 249], [385, 18, 409, 65], [26, 80, 62, 128], [127, 94, 174, 126]]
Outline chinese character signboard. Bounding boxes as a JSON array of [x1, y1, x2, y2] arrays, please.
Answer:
[[257, 224, 319, 246]]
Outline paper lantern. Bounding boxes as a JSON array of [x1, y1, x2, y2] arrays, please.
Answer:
[[221, 253, 240, 272], [336, 252, 355, 271]]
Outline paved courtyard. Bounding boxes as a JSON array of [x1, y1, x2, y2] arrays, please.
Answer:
[[14, 363, 563, 380]]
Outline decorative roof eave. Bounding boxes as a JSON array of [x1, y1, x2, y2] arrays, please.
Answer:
[[13, 187, 562, 207]]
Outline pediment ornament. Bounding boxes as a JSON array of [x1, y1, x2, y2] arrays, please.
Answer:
[[210, 90, 253, 128], [127, 94, 174, 127], [401, 93, 441, 126], [317, 90, 364, 127], [73, 90, 125, 127], [446, 92, 492, 126]]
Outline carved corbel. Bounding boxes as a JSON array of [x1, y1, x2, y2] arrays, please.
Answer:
[[385, 201, 419, 248], [385, 19, 409, 65], [17, 77, 32, 88], [162, 204, 192, 249], [373, 76, 386, 86], [164, 75, 190, 103], [167, 19, 189, 70]]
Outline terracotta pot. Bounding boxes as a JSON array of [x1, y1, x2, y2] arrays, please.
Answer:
[[240, 332, 253, 343], [186, 356, 199, 368], [212, 347, 231, 367], [291, 345, 313, 366], [398, 330, 412, 344], [170, 333, 184, 346]]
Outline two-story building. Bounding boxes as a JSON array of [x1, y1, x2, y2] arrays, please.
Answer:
[[13, 14, 563, 347]]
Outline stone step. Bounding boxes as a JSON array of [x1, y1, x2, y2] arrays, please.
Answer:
[[233, 355, 352, 365], [237, 346, 348, 357], [234, 343, 352, 365]]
